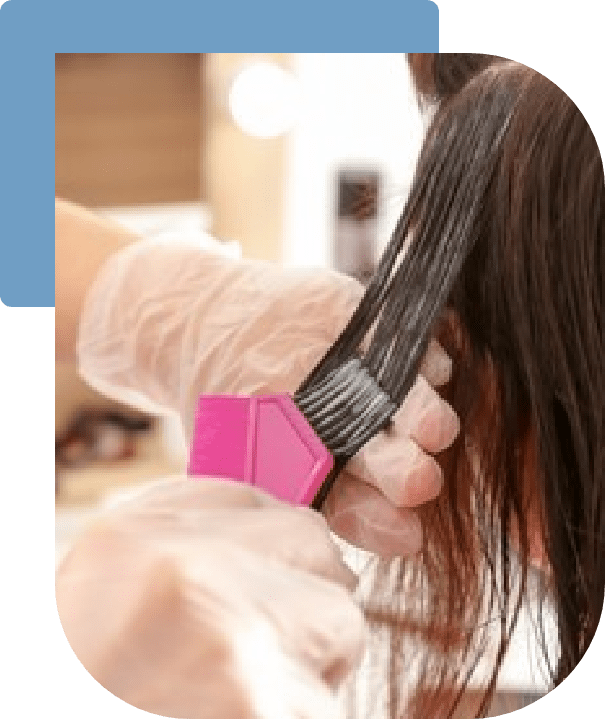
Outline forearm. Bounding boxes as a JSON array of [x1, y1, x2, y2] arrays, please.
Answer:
[[55, 199, 140, 361]]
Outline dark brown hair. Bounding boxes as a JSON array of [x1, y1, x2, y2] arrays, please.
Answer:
[[370, 61, 604, 717], [407, 53, 500, 105], [299, 56, 603, 717]]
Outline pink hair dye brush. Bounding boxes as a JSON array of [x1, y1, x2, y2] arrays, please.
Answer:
[[188, 358, 396, 511], [188, 394, 335, 507]]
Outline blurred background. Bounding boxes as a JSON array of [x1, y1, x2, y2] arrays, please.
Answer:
[[55, 53, 548, 715], [55, 52, 424, 514]]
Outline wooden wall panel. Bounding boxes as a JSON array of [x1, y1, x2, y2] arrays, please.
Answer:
[[202, 53, 289, 262], [55, 53, 203, 207]]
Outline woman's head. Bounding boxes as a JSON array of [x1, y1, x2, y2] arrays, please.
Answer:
[[364, 60, 603, 717]]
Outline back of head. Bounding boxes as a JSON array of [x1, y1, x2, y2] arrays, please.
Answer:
[[407, 53, 501, 105], [442, 60, 602, 686], [377, 61, 604, 717]]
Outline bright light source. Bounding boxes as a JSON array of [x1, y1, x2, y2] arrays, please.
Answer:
[[228, 61, 301, 139]]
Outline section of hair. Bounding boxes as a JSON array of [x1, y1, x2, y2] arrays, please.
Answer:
[[367, 62, 604, 718], [407, 53, 500, 104], [299, 55, 603, 717]]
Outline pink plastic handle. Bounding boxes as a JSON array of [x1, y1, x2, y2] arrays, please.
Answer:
[[188, 394, 334, 506]]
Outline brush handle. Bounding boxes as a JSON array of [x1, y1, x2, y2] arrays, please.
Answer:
[[188, 394, 334, 507]]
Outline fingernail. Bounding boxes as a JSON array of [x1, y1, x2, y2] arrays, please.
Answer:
[[417, 399, 460, 453], [434, 353, 452, 384], [422, 341, 452, 386], [440, 405, 460, 448]]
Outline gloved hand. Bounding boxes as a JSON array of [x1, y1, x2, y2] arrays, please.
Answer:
[[77, 234, 459, 558], [56, 478, 367, 719]]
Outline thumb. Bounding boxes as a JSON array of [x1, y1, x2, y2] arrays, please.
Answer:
[[322, 473, 423, 559]]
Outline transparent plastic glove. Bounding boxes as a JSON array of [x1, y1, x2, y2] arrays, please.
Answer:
[[56, 478, 367, 719], [78, 238, 459, 558]]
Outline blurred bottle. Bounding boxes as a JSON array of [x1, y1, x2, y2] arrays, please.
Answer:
[[333, 168, 381, 285]]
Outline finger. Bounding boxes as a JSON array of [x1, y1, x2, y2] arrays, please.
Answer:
[[346, 435, 443, 507], [262, 569, 367, 683], [419, 338, 453, 387], [390, 375, 460, 454], [323, 474, 423, 559], [232, 623, 343, 719], [189, 541, 367, 678]]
